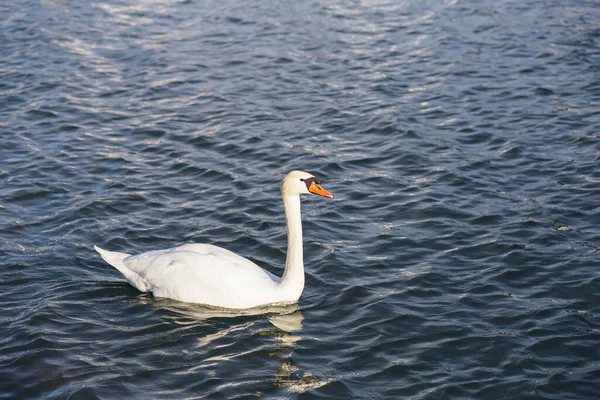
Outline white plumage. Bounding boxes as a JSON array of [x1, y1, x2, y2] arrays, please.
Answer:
[[94, 170, 334, 309]]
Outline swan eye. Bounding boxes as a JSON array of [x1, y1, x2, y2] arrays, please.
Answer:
[[300, 178, 305, 182]]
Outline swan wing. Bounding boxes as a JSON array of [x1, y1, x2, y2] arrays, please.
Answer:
[[122, 244, 280, 308]]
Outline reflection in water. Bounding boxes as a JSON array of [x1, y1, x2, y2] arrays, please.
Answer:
[[268, 312, 303, 333], [275, 362, 326, 393], [264, 311, 331, 392], [137, 296, 329, 393], [138, 295, 302, 323]]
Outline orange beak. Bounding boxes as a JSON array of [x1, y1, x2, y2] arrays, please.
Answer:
[[308, 181, 334, 199]]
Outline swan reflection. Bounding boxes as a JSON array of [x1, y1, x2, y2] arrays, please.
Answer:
[[137, 296, 328, 392], [139, 296, 303, 327]]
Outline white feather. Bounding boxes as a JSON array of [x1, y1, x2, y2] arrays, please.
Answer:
[[94, 170, 333, 309]]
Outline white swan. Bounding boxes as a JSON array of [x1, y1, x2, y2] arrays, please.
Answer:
[[94, 170, 334, 309]]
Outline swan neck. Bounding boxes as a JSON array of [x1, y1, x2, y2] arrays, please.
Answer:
[[280, 194, 304, 293]]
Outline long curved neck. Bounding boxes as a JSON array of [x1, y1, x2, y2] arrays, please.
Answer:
[[279, 194, 305, 296]]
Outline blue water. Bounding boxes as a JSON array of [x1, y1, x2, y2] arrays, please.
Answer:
[[1, 0, 600, 398]]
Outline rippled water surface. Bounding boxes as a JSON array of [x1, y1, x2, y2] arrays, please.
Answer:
[[2, 0, 600, 398]]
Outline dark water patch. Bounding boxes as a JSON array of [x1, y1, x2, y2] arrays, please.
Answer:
[[2, 0, 600, 398]]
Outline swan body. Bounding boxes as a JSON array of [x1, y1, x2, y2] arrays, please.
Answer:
[[95, 170, 333, 309]]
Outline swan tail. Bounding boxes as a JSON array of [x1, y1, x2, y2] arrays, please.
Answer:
[[94, 245, 149, 292]]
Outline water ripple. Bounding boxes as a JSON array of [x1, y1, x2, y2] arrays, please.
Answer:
[[2, 0, 600, 398]]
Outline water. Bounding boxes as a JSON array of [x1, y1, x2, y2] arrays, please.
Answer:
[[1, 0, 600, 398]]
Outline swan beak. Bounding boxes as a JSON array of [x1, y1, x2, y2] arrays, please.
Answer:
[[309, 181, 334, 199]]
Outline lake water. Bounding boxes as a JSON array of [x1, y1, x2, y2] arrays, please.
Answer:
[[1, 0, 600, 398]]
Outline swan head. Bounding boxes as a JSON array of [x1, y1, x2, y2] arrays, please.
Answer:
[[281, 170, 334, 199]]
